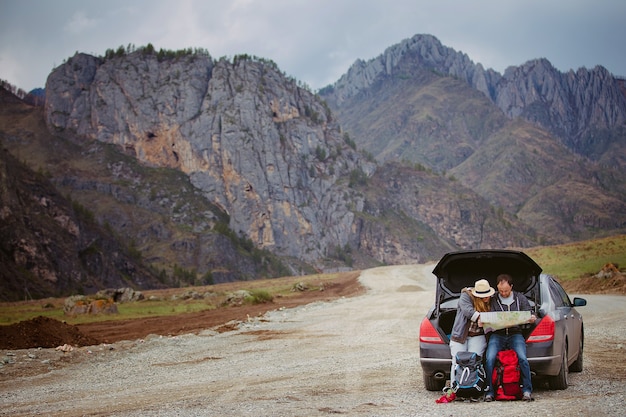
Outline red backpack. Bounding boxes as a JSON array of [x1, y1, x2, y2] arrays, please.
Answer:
[[492, 349, 523, 400]]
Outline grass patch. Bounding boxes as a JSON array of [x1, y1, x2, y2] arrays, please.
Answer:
[[0, 271, 353, 326], [522, 234, 626, 281], [4, 234, 622, 327], [0, 298, 217, 326], [245, 289, 273, 304], [0, 301, 67, 325]]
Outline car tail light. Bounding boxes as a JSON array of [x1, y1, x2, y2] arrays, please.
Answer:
[[419, 317, 445, 344], [527, 315, 555, 343]]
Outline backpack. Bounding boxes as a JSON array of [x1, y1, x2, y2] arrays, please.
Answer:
[[492, 349, 523, 400], [453, 351, 487, 398]]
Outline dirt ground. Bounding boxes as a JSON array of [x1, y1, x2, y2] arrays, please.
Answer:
[[0, 271, 364, 350]]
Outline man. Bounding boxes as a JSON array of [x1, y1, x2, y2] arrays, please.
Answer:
[[483, 273, 536, 402]]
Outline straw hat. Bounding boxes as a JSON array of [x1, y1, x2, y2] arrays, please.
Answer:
[[471, 279, 495, 297]]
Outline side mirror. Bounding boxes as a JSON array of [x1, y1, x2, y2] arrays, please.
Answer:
[[573, 297, 587, 307]]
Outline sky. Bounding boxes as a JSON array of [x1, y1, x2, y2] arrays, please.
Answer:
[[1, 0, 625, 92]]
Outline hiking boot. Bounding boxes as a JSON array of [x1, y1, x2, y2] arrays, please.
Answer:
[[484, 394, 494, 402], [522, 392, 533, 401]]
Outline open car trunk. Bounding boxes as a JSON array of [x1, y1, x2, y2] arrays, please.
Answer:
[[430, 249, 543, 340], [432, 249, 542, 314]]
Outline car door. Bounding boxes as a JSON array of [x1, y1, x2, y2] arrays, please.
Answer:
[[549, 278, 582, 365]]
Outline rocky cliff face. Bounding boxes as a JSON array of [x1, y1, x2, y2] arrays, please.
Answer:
[[349, 162, 537, 265], [45, 51, 372, 264], [494, 59, 626, 160], [7, 37, 622, 300], [31, 35, 626, 293], [40, 47, 539, 278]]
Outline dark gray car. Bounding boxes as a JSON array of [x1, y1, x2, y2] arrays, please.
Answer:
[[419, 249, 586, 391]]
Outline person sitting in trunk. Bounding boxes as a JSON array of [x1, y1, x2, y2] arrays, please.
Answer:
[[484, 273, 536, 402], [449, 278, 494, 390]]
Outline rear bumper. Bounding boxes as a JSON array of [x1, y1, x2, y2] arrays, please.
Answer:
[[420, 342, 561, 378], [528, 355, 561, 376], [526, 341, 561, 376], [419, 357, 451, 375], [420, 343, 451, 378]]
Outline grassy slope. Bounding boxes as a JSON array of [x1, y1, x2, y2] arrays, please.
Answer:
[[0, 271, 354, 326], [522, 234, 626, 281]]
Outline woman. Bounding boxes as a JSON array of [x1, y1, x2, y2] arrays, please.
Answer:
[[448, 278, 495, 388]]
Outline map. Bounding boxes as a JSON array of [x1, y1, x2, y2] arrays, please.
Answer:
[[480, 311, 532, 333]]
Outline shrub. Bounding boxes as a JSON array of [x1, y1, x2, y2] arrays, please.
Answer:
[[348, 168, 368, 188], [246, 289, 273, 304]]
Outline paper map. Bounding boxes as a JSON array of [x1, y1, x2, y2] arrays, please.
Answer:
[[480, 311, 531, 333]]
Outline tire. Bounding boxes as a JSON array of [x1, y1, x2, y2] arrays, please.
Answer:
[[549, 343, 569, 390], [569, 334, 584, 373], [424, 373, 446, 391]]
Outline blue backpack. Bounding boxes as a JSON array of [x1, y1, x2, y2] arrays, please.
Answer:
[[453, 351, 488, 398]]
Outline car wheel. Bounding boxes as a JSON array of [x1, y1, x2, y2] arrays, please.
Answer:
[[423, 373, 446, 391], [569, 335, 583, 372], [549, 342, 569, 390]]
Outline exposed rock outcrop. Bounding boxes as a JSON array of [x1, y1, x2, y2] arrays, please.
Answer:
[[7, 37, 625, 300], [494, 59, 626, 160], [45, 51, 373, 263]]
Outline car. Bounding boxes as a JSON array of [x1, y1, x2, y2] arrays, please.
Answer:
[[419, 249, 586, 391]]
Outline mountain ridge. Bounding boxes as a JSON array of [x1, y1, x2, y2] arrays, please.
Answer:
[[321, 34, 626, 166], [320, 34, 626, 242]]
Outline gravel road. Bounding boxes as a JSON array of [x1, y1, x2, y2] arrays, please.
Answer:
[[1, 264, 625, 416]]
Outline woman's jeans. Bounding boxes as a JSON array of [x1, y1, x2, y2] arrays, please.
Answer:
[[485, 332, 532, 395], [449, 335, 487, 386]]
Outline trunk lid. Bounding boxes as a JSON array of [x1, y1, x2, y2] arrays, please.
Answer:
[[432, 249, 542, 312]]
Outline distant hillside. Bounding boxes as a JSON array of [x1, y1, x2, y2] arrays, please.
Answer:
[[321, 34, 626, 243], [0, 91, 165, 301]]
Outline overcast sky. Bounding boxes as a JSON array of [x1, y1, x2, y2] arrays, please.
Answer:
[[1, 0, 625, 92]]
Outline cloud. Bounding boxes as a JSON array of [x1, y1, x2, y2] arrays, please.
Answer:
[[64, 10, 98, 35], [1, 0, 625, 91]]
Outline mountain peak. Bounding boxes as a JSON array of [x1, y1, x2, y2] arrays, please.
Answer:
[[326, 34, 492, 105]]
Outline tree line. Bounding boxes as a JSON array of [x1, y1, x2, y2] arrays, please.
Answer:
[[0, 79, 45, 106], [103, 43, 212, 62]]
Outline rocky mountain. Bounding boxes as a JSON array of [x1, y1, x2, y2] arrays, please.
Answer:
[[322, 34, 626, 167], [320, 34, 626, 242], [44, 50, 374, 267], [2, 35, 625, 300], [348, 161, 538, 265]]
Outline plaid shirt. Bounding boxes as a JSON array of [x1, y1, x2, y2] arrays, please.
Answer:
[[467, 319, 484, 337]]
